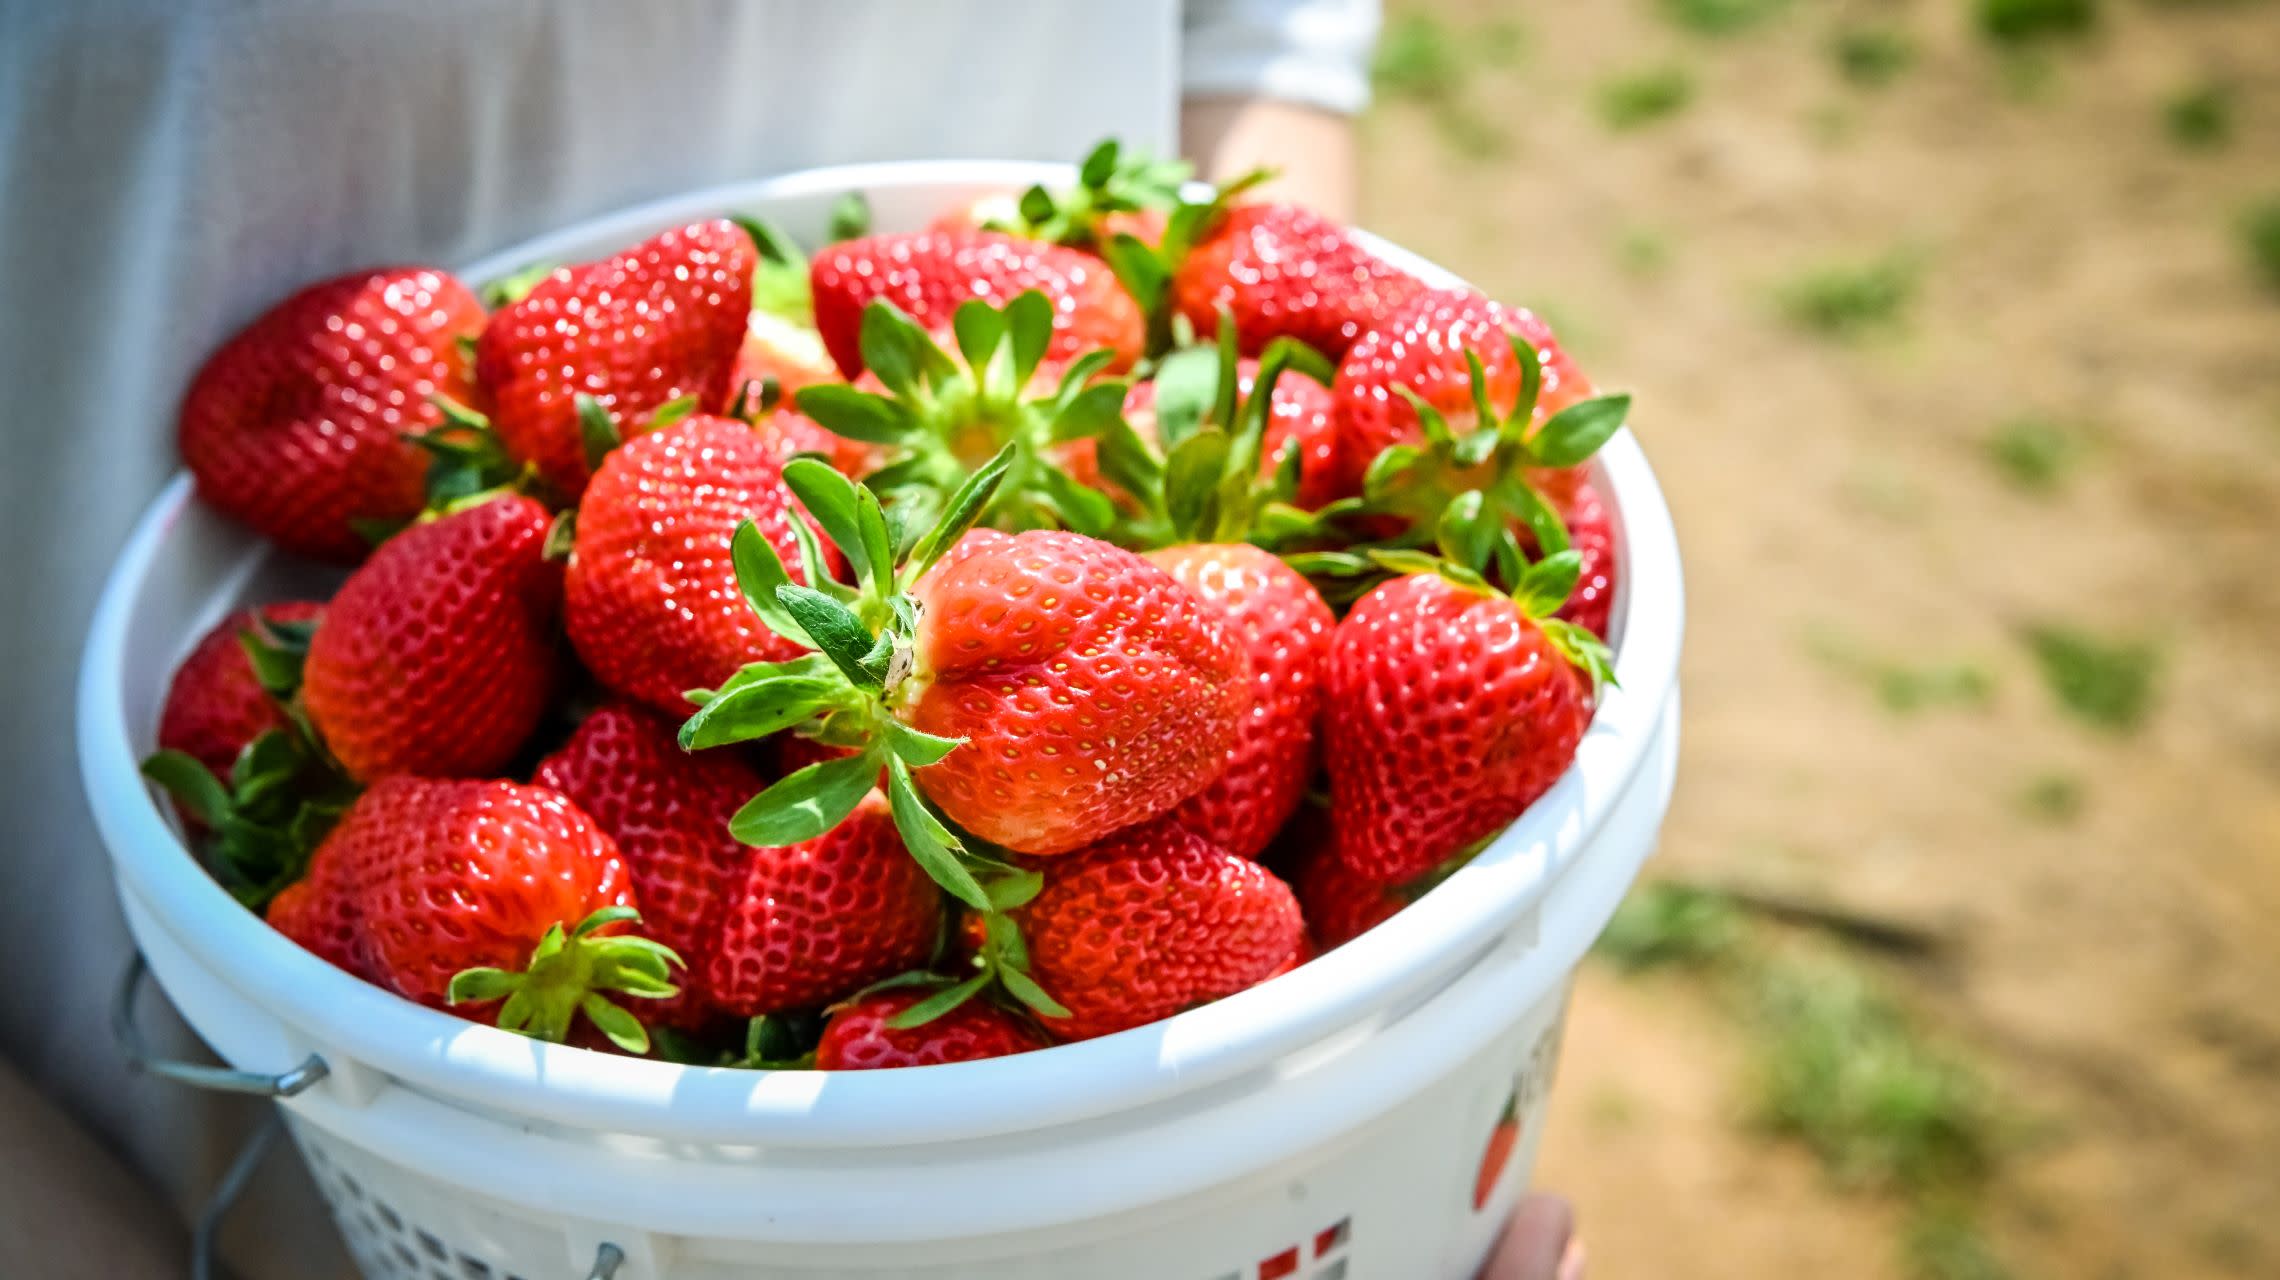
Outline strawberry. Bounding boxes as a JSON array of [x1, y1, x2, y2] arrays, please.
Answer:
[[303, 494, 562, 781], [1295, 836, 1416, 949], [144, 602, 357, 908], [475, 220, 755, 497], [1147, 544, 1332, 860], [533, 702, 762, 1031], [809, 230, 1143, 377], [265, 833, 373, 980], [1323, 567, 1605, 885], [815, 989, 1048, 1070], [1554, 480, 1618, 640], [1329, 287, 1598, 504], [732, 312, 840, 402], [1012, 818, 1303, 1041], [565, 414, 833, 717], [155, 603, 323, 783], [701, 792, 940, 1017], [179, 267, 485, 561], [677, 460, 1246, 942], [906, 529, 1247, 855], [291, 776, 677, 1051], [1170, 202, 1424, 362]]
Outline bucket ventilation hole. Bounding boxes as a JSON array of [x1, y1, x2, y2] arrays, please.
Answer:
[[301, 1145, 530, 1280]]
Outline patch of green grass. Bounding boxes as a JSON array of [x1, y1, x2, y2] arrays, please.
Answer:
[[1977, 0, 2099, 44], [2025, 625, 2159, 732], [1748, 951, 2001, 1194], [1616, 226, 1674, 277], [1834, 26, 1917, 87], [1659, 0, 1791, 36], [1877, 664, 1997, 715], [1479, 18, 1530, 66], [1435, 106, 1511, 159], [2164, 80, 2234, 149], [2243, 198, 2280, 294], [1776, 251, 1920, 339], [1904, 1205, 2016, 1280], [1597, 64, 1697, 130], [1806, 626, 1994, 714], [1986, 417, 2081, 493], [1597, 882, 1745, 973], [1372, 12, 1463, 101], [2018, 773, 2085, 823]]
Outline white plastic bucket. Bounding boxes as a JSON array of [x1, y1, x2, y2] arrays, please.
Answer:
[[77, 162, 1685, 1280]]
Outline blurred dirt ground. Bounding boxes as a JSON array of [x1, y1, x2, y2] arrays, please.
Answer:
[[1357, 1, 2280, 1275]]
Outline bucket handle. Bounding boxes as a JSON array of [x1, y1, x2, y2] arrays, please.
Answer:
[[112, 952, 330, 1097], [587, 1243, 626, 1278]]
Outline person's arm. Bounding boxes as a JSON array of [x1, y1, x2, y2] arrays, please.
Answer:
[[1179, 0, 1379, 220], [0, 1059, 183, 1278]]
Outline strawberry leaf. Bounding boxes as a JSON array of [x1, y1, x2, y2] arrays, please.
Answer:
[[729, 519, 815, 646], [1540, 618, 1619, 694], [782, 458, 877, 590], [679, 668, 850, 750], [141, 750, 231, 828], [886, 970, 993, 1029], [1044, 381, 1132, 445], [729, 751, 881, 847], [1163, 430, 1230, 541], [952, 299, 1008, 374], [1529, 393, 1631, 469], [1514, 549, 1584, 618], [827, 191, 871, 242], [881, 718, 963, 768], [904, 443, 1019, 581], [576, 394, 622, 472], [794, 384, 916, 444], [885, 758, 993, 911], [998, 966, 1071, 1020], [776, 585, 886, 690], [1003, 290, 1055, 391], [1151, 345, 1220, 448]]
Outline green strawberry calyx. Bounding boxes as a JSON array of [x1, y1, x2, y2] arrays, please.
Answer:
[[140, 613, 359, 910], [1081, 308, 1337, 551], [1367, 505, 1619, 695], [793, 290, 1135, 536], [446, 906, 684, 1055], [988, 138, 1190, 250]]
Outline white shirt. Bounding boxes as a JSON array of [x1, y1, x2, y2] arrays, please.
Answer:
[[0, 2, 1375, 1276]]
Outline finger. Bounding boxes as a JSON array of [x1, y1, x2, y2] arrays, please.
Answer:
[[1479, 1194, 1576, 1280]]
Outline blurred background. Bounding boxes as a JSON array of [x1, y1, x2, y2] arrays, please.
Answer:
[[1352, 0, 2280, 1276]]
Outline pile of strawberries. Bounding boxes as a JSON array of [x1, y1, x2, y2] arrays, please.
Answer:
[[146, 142, 1631, 1070]]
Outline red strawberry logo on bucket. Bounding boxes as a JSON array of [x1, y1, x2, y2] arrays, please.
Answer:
[[1472, 1012, 1568, 1212]]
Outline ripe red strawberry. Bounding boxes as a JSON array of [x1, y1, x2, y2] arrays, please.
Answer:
[[476, 220, 755, 497], [180, 267, 485, 561], [1013, 818, 1303, 1041], [908, 530, 1249, 855], [1330, 287, 1594, 503], [1324, 572, 1596, 885], [1172, 202, 1424, 362], [1119, 355, 1342, 509], [300, 777, 632, 1007], [815, 989, 1048, 1070], [156, 602, 324, 782], [1296, 839, 1408, 949], [265, 835, 372, 980], [534, 702, 763, 1031], [809, 230, 1143, 377], [702, 793, 939, 1017], [1145, 544, 1332, 860], [566, 415, 832, 717], [1555, 480, 1618, 640], [303, 495, 562, 781]]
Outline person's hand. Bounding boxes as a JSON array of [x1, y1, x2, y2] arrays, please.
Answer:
[[1180, 95, 1359, 221], [1480, 1195, 1586, 1280]]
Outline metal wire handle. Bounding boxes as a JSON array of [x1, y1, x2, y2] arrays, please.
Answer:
[[112, 953, 329, 1096], [192, 1111, 282, 1280], [587, 1243, 626, 1278]]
